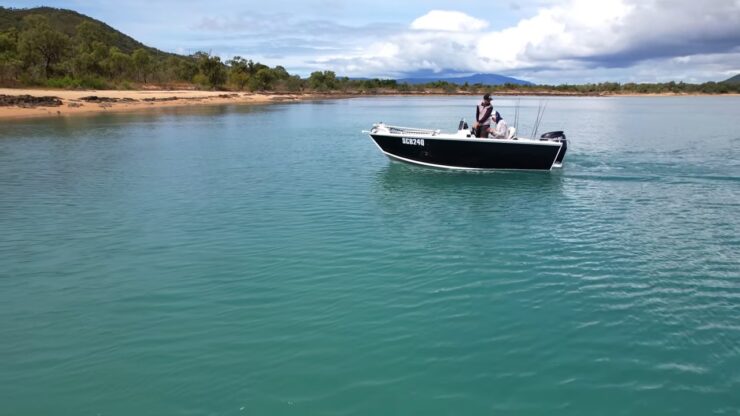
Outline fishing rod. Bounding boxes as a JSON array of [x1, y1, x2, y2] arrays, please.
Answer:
[[532, 100, 548, 139]]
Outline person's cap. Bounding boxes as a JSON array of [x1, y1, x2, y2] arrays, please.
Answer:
[[493, 111, 501, 120], [483, 93, 491, 101]]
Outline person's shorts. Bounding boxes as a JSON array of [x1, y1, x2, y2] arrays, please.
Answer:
[[475, 125, 490, 138]]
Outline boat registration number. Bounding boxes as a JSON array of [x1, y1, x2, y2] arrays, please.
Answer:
[[402, 138, 425, 146]]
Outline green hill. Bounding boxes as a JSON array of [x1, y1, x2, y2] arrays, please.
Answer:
[[722, 74, 740, 84], [0, 6, 172, 58], [0, 6, 212, 88], [0, 6, 312, 91]]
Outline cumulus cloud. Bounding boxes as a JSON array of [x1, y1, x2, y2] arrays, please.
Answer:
[[313, 0, 740, 82], [410, 10, 489, 32], [186, 0, 740, 82]]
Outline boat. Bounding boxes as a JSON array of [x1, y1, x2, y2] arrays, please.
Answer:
[[363, 122, 567, 171]]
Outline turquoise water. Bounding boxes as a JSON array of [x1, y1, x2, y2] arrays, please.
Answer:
[[1, 96, 739, 415]]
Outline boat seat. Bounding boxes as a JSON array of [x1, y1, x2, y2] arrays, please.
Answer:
[[507, 127, 516, 140]]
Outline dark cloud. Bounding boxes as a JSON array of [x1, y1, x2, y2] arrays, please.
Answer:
[[522, 0, 740, 69], [579, 36, 740, 68]]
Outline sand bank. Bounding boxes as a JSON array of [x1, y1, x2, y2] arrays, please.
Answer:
[[0, 88, 314, 120]]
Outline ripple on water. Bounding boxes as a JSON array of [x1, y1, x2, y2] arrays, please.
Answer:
[[1, 96, 739, 415]]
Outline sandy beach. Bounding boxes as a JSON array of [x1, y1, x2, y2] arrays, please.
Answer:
[[0, 88, 317, 120]]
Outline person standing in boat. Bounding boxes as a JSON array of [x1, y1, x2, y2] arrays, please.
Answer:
[[473, 93, 493, 138], [489, 111, 510, 139]]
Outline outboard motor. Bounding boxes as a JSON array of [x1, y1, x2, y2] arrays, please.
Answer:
[[540, 131, 567, 164], [457, 118, 469, 131]]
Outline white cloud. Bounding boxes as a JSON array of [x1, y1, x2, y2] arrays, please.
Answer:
[[178, 0, 740, 82], [410, 10, 489, 32], [309, 0, 740, 82]]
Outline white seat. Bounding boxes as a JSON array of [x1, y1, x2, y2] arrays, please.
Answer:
[[507, 127, 516, 140]]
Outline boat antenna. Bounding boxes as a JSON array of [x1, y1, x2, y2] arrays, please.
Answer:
[[513, 98, 520, 135], [532, 100, 548, 139]]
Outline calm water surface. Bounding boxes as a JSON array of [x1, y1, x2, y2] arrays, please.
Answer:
[[1, 96, 739, 415]]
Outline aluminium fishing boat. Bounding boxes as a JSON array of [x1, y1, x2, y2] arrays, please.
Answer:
[[363, 122, 568, 171]]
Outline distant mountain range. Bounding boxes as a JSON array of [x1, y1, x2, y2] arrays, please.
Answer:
[[722, 74, 740, 84], [351, 71, 533, 86], [396, 71, 533, 86]]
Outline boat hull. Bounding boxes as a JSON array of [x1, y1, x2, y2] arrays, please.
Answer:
[[369, 134, 562, 171]]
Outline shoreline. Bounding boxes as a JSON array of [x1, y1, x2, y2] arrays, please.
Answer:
[[1, 88, 738, 120], [0, 88, 326, 120]]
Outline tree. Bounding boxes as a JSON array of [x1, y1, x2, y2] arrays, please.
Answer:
[[228, 70, 249, 90], [18, 15, 69, 79], [107, 47, 132, 79], [74, 21, 108, 53], [0, 30, 17, 54], [227, 56, 250, 90], [194, 52, 226, 88], [158, 56, 182, 82], [308, 70, 337, 91], [0, 29, 22, 84], [71, 41, 110, 78], [173, 58, 197, 83], [251, 67, 275, 90], [227, 56, 249, 72], [132, 48, 152, 83], [272, 65, 290, 80], [251, 61, 269, 75], [70, 21, 111, 77], [281, 75, 303, 92]]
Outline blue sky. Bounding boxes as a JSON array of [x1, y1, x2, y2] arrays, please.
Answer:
[[6, 0, 740, 83]]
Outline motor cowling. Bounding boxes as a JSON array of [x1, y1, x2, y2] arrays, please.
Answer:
[[540, 131, 567, 164], [540, 131, 566, 140]]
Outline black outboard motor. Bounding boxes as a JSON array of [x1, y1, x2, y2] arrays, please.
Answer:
[[458, 118, 469, 130], [540, 131, 567, 164]]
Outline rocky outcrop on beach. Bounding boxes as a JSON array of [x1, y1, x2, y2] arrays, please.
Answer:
[[79, 96, 138, 103], [0, 94, 63, 107], [142, 96, 179, 102]]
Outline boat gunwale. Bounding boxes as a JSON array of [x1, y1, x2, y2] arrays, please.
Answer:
[[381, 151, 556, 171], [368, 131, 563, 147]]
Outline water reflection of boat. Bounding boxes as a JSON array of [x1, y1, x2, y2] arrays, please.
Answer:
[[363, 123, 567, 171], [375, 162, 565, 194], [372, 163, 565, 215]]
